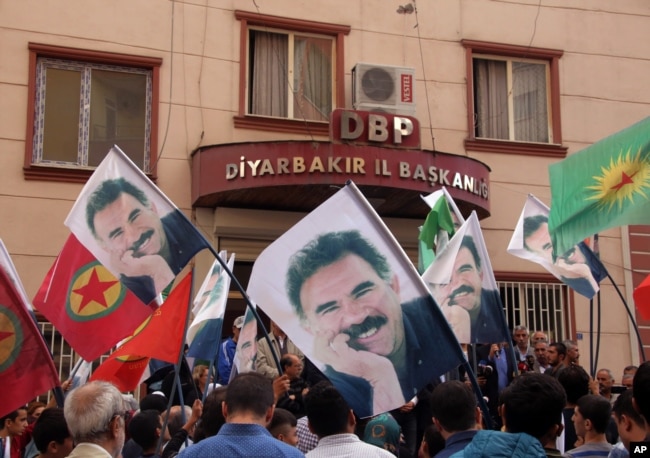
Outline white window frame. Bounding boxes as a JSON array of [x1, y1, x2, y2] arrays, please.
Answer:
[[473, 54, 553, 144], [246, 26, 335, 121], [32, 58, 153, 172]]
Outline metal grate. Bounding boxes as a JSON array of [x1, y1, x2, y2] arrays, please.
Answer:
[[497, 280, 569, 342]]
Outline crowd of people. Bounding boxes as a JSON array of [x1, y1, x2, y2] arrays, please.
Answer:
[[2, 322, 649, 458]]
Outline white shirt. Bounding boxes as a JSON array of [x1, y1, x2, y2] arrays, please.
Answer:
[[306, 433, 395, 458]]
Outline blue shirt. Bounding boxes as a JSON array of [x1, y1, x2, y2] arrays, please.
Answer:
[[216, 337, 237, 384], [434, 430, 478, 458], [177, 423, 304, 458]]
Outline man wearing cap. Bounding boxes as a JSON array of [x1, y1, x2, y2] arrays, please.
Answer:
[[217, 316, 244, 384]]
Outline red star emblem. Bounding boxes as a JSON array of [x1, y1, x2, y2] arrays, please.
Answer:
[[0, 330, 14, 343], [610, 170, 637, 191], [72, 267, 119, 312]]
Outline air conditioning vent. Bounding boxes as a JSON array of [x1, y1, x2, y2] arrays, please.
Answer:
[[352, 63, 416, 115]]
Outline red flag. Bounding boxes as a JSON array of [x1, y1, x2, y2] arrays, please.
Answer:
[[33, 235, 157, 361], [0, 268, 60, 417], [633, 274, 650, 320], [90, 273, 192, 391]]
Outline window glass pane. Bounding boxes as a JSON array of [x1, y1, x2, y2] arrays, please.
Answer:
[[294, 35, 332, 121], [249, 31, 288, 117], [512, 62, 548, 143], [473, 59, 508, 140], [42, 68, 82, 163], [89, 70, 147, 167]]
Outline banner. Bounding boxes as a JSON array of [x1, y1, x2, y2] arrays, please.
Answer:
[[549, 117, 650, 256], [247, 181, 465, 418], [508, 195, 607, 299], [0, 269, 60, 417], [230, 304, 258, 382], [418, 188, 465, 272], [90, 273, 192, 391], [186, 252, 234, 361], [33, 234, 156, 361], [65, 146, 209, 305], [422, 212, 511, 346]]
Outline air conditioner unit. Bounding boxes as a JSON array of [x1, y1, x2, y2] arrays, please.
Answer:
[[352, 63, 416, 115]]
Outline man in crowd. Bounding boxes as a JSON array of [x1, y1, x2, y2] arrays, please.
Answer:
[[85, 177, 206, 304], [127, 410, 170, 458], [565, 395, 612, 458], [429, 381, 480, 458], [64, 380, 126, 458], [303, 381, 394, 457], [31, 408, 73, 458], [512, 325, 534, 362], [621, 365, 637, 389], [277, 354, 310, 418], [531, 330, 548, 344], [557, 365, 591, 454], [286, 230, 461, 417], [596, 369, 618, 405], [32, 407, 74, 458], [217, 315, 243, 384], [256, 321, 303, 379], [610, 390, 646, 458], [0, 408, 29, 458], [564, 340, 580, 367], [533, 340, 551, 373], [545, 342, 567, 377], [177, 372, 303, 457], [267, 408, 299, 447], [632, 361, 650, 440], [450, 373, 566, 458]]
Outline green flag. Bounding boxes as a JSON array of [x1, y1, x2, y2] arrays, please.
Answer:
[[548, 116, 650, 256], [419, 196, 455, 250]]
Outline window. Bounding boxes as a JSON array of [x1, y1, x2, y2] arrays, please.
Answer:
[[25, 44, 161, 182], [462, 40, 567, 158], [235, 11, 350, 135], [498, 279, 570, 342]]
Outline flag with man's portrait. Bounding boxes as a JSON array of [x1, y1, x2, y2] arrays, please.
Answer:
[[422, 212, 511, 346], [507, 195, 607, 299], [64, 146, 209, 305], [246, 181, 465, 418], [0, 268, 60, 418], [230, 304, 258, 382], [33, 234, 156, 361], [548, 116, 650, 256], [187, 252, 234, 361]]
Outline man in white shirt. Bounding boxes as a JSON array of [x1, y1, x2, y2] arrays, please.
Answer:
[[304, 382, 394, 457]]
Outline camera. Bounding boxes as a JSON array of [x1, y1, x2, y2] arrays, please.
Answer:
[[477, 360, 493, 377], [611, 385, 627, 394]]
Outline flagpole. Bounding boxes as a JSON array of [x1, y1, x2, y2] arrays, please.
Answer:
[[589, 297, 594, 377], [606, 271, 647, 362], [595, 291, 602, 374], [461, 359, 493, 431], [156, 271, 195, 456]]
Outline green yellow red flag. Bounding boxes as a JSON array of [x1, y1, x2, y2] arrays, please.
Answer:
[[549, 117, 650, 256]]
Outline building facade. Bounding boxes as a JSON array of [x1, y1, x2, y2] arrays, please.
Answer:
[[1, 0, 648, 378]]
